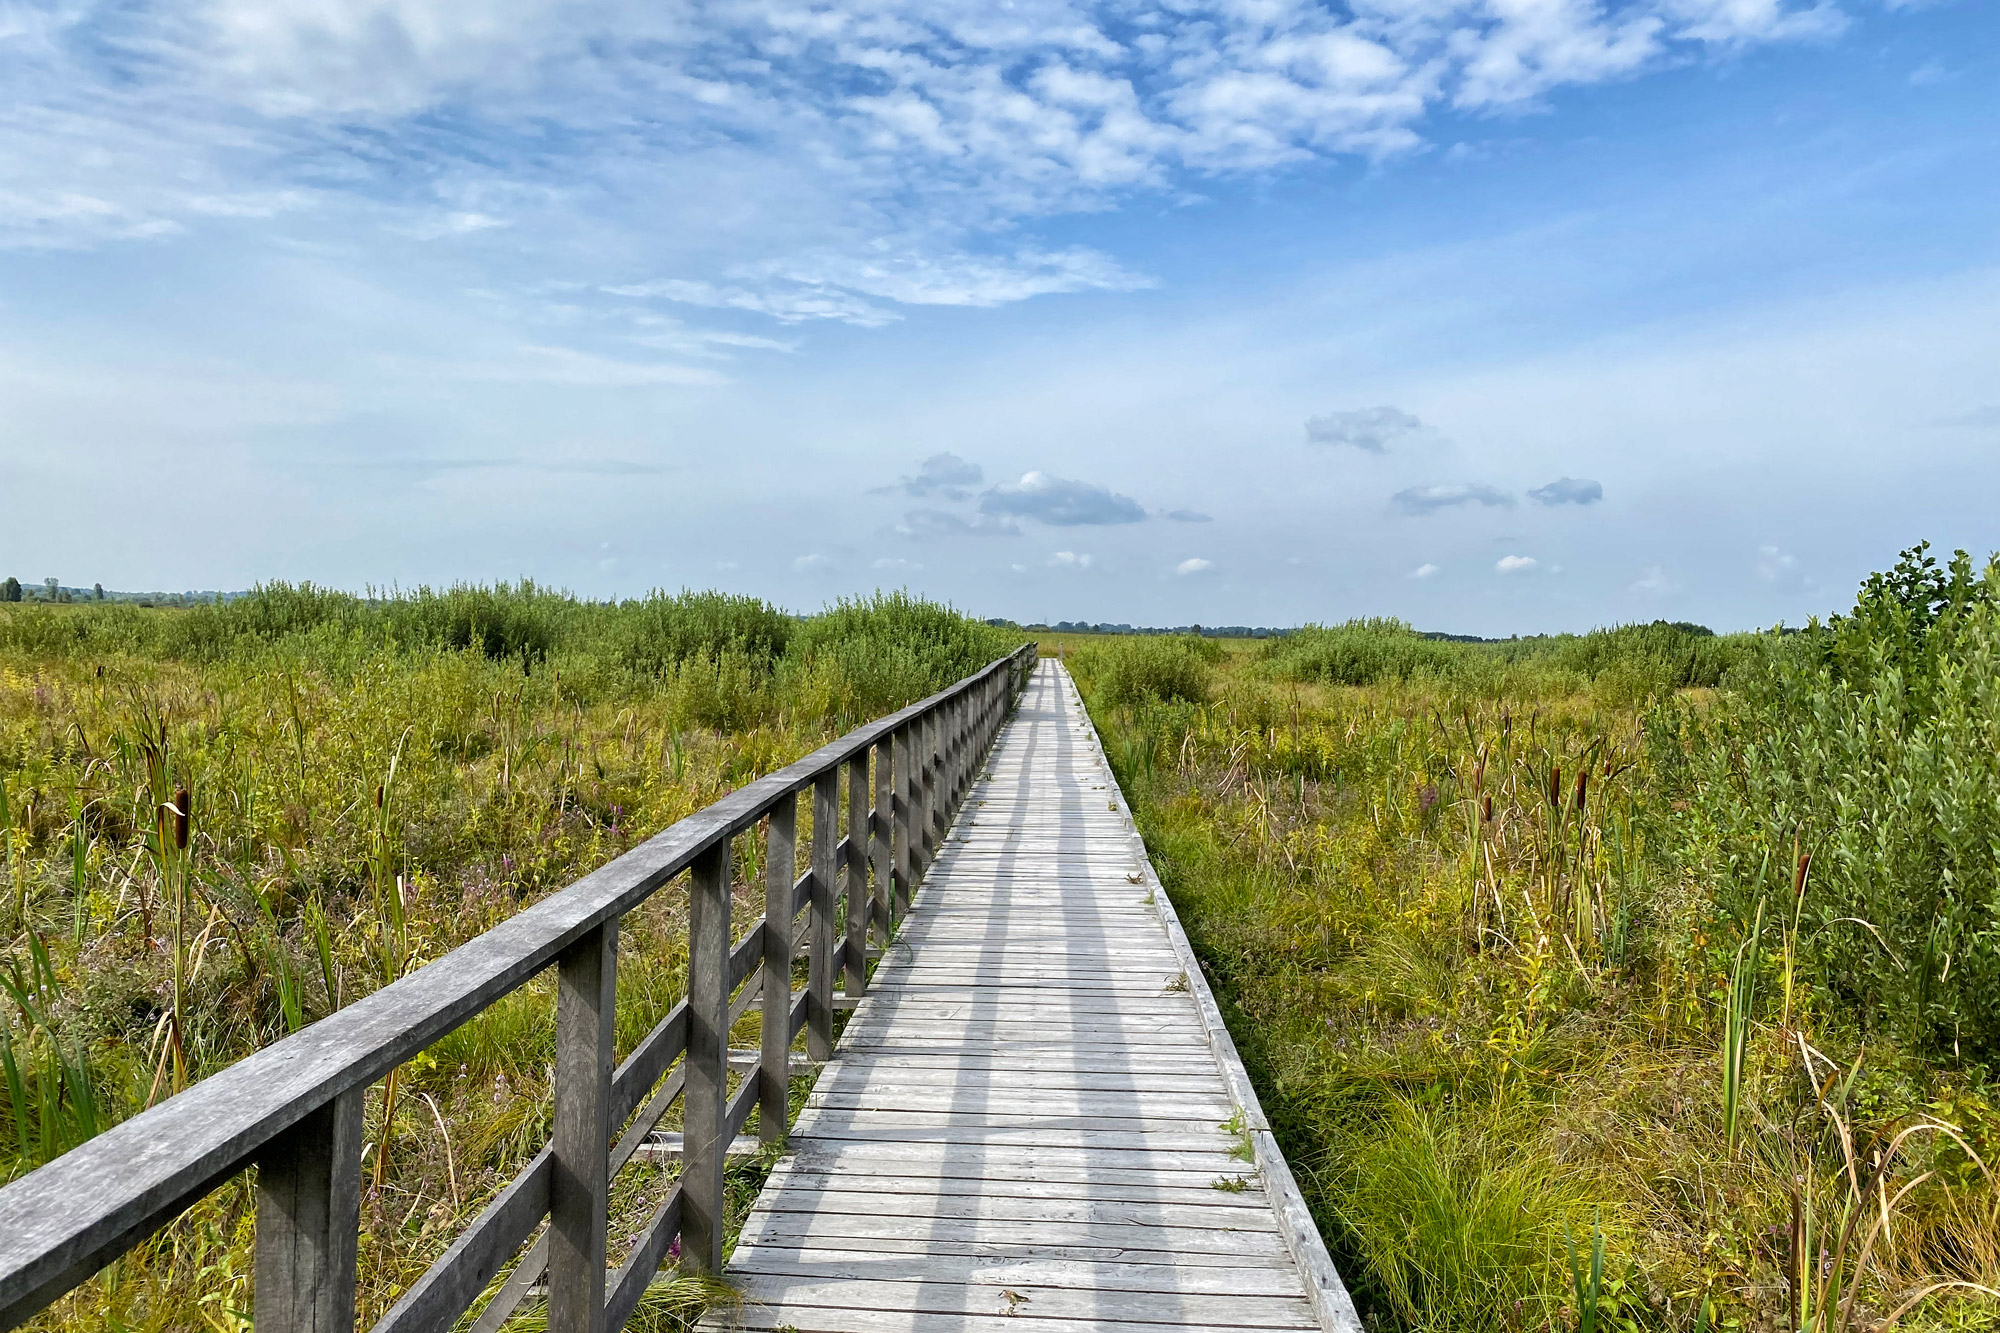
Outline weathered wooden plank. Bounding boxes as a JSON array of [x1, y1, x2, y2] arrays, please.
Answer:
[[726, 1273, 1319, 1326], [730, 1248, 1305, 1296]]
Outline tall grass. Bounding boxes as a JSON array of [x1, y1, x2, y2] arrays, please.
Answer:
[[0, 585, 1017, 1329], [1072, 548, 2000, 1333]]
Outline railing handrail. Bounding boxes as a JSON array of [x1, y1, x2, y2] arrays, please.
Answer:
[[0, 643, 1038, 1329]]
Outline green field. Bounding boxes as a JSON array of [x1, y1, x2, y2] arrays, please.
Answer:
[[1066, 545, 2000, 1332], [4, 552, 1999, 1332], [0, 585, 1015, 1330]]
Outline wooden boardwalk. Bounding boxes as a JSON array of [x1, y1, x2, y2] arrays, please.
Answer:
[[714, 661, 1357, 1332]]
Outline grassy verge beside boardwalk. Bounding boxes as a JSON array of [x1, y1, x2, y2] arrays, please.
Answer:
[[1068, 548, 2000, 1333], [0, 585, 1016, 1330]]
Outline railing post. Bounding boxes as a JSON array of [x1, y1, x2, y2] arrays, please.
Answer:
[[760, 794, 796, 1149], [550, 918, 615, 1333], [892, 726, 912, 923], [927, 709, 947, 855], [917, 712, 937, 868], [844, 753, 868, 998], [681, 843, 730, 1274], [807, 772, 837, 1062], [872, 734, 893, 948], [254, 1087, 364, 1333]]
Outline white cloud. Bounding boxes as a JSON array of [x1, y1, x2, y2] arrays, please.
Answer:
[[1048, 550, 1094, 569], [1392, 483, 1514, 515], [1630, 564, 1675, 594], [1410, 562, 1441, 579], [873, 556, 921, 571], [1495, 554, 1538, 574], [1305, 406, 1424, 452], [1175, 557, 1213, 575], [0, 0, 1867, 287], [793, 552, 830, 572], [983, 471, 1147, 526]]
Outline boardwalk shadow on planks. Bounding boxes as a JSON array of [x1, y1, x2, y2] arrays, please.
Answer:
[[709, 664, 1322, 1332]]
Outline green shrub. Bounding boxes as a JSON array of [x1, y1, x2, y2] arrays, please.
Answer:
[[615, 590, 792, 677], [1075, 635, 1217, 707], [1259, 618, 1461, 686], [1664, 544, 2000, 1062]]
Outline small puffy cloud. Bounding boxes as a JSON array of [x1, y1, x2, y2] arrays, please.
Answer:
[[1391, 483, 1515, 515], [873, 556, 921, 571], [1048, 550, 1094, 569], [1166, 508, 1213, 523], [897, 508, 1019, 539], [1755, 544, 1814, 591], [793, 553, 830, 572], [1176, 557, 1213, 575], [1528, 477, 1604, 506], [981, 471, 1147, 526], [885, 452, 983, 499], [1630, 564, 1674, 595], [1410, 562, 1441, 579], [1306, 406, 1424, 453], [1495, 555, 1538, 575]]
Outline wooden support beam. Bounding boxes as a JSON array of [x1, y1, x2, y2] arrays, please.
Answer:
[[681, 844, 730, 1275], [253, 1087, 363, 1333], [759, 792, 796, 1150], [549, 919, 615, 1333]]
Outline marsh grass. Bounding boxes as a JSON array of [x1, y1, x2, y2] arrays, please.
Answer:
[[1070, 560, 2000, 1333], [0, 584, 1014, 1330]]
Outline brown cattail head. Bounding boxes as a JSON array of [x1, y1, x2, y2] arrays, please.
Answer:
[[374, 783, 385, 811], [1481, 794, 1494, 824], [1548, 764, 1562, 808], [171, 786, 192, 851], [1573, 770, 1588, 814], [1794, 850, 1812, 899]]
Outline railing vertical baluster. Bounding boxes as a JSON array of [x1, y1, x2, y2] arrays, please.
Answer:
[[682, 845, 731, 1274], [892, 726, 912, 922], [872, 733, 893, 947], [254, 1087, 363, 1333], [760, 794, 796, 1149], [549, 918, 616, 1333], [808, 772, 838, 1062], [927, 709, 946, 855], [845, 753, 868, 997]]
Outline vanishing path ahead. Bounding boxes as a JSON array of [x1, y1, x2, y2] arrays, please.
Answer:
[[717, 661, 1357, 1332]]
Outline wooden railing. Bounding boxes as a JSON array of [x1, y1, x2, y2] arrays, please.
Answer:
[[0, 644, 1038, 1333]]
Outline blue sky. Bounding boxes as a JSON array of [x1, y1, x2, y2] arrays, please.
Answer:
[[1, 0, 1994, 634]]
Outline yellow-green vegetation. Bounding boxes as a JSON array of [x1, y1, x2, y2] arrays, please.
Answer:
[[0, 583, 1015, 1330], [1069, 545, 2000, 1333]]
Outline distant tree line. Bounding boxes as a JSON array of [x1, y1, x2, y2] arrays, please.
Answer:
[[0, 578, 234, 606]]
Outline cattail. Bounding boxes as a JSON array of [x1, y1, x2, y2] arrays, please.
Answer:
[[1573, 770, 1588, 814], [171, 786, 192, 851], [374, 783, 385, 811], [1481, 794, 1494, 824], [1548, 764, 1562, 808], [1794, 849, 1812, 899], [1472, 753, 1486, 797]]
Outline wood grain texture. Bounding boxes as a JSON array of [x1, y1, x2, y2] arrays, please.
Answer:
[[710, 661, 1354, 1333]]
